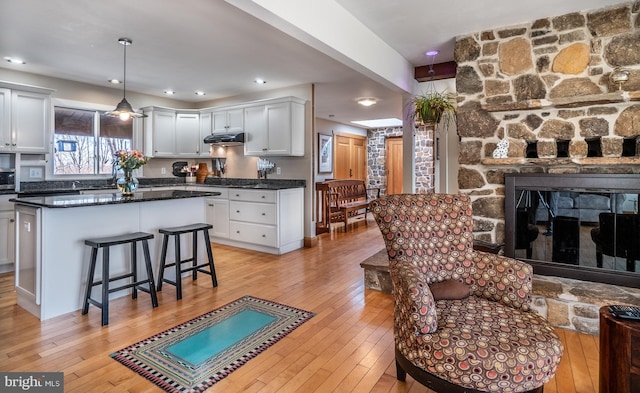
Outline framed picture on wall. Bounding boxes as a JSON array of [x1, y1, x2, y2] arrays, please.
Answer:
[[318, 134, 333, 173]]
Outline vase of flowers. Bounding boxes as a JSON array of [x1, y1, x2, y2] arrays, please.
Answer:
[[114, 149, 148, 195]]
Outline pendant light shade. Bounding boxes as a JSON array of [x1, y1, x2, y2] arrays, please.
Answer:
[[107, 38, 146, 120]]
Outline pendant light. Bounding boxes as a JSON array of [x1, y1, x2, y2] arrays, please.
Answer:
[[107, 38, 147, 121]]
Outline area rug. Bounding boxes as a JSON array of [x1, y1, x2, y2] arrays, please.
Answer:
[[110, 295, 315, 392]]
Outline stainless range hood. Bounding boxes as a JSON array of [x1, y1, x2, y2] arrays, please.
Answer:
[[203, 132, 244, 146]]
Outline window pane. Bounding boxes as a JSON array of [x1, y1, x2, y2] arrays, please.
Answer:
[[98, 137, 131, 174], [54, 107, 96, 174], [54, 135, 97, 175], [98, 114, 133, 174], [54, 107, 94, 136]]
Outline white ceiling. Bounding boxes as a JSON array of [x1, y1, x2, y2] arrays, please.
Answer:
[[0, 0, 624, 128]]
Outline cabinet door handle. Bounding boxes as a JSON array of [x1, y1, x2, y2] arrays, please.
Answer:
[[262, 234, 266, 237], [236, 210, 240, 213], [9, 219, 15, 223], [236, 230, 240, 234], [261, 213, 266, 216], [208, 203, 214, 207], [261, 195, 266, 199]]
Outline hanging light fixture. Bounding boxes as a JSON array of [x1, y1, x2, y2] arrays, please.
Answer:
[[107, 38, 147, 121]]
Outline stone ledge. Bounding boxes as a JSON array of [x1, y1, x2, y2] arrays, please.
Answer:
[[482, 157, 640, 166], [360, 248, 640, 335], [481, 90, 640, 112]]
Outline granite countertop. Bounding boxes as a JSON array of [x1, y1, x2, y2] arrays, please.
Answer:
[[16, 178, 306, 195], [10, 189, 220, 208]]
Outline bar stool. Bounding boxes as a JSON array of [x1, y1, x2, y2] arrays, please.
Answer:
[[156, 223, 218, 300], [82, 232, 158, 326]]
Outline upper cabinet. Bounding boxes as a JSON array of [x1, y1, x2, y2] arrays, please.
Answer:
[[143, 96, 306, 158], [175, 112, 200, 157], [144, 108, 176, 157], [0, 84, 53, 153], [211, 107, 244, 134], [244, 97, 305, 156]]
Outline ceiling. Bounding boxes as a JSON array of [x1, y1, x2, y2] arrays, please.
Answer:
[[0, 0, 624, 128]]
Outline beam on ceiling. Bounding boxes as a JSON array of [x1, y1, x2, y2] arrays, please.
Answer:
[[414, 61, 457, 82]]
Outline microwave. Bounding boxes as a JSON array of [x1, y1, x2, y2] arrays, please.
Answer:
[[0, 169, 15, 190]]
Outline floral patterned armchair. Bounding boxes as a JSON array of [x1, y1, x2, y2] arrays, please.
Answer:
[[371, 193, 563, 393]]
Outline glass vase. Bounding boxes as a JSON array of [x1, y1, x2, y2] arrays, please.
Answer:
[[116, 169, 138, 195]]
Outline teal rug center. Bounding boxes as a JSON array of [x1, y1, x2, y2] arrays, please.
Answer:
[[167, 309, 276, 364]]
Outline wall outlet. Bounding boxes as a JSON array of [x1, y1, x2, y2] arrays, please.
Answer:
[[276, 167, 281, 175], [161, 167, 166, 175], [29, 168, 43, 178]]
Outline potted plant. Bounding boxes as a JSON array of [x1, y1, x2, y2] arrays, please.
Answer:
[[411, 90, 457, 129]]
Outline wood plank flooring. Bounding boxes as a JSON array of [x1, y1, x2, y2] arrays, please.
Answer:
[[0, 218, 600, 392]]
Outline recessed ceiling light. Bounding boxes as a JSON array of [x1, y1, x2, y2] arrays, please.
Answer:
[[357, 98, 377, 107], [351, 118, 403, 128], [4, 57, 26, 65], [195, 91, 206, 96], [108, 79, 121, 84], [425, 50, 439, 56], [164, 90, 175, 95], [254, 78, 267, 84]]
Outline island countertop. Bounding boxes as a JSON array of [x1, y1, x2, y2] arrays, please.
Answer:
[[10, 189, 220, 208]]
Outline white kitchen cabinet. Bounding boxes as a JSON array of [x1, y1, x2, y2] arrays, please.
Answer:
[[145, 109, 176, 157], [212, 107, 244, 134], [0, 194, 16, 273], [199, 112, 213, 157], [0, 86, 52, 153], [244, 97, 305, 156], [0, 88, 10, 153], [216, 187, 303, 254], [175, 112, 201, 157]]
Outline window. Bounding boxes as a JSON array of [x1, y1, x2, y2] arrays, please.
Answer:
[[53, 106, 133, 175]]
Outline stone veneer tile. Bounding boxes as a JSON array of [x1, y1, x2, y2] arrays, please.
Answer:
[[546, 299, 571, 327]]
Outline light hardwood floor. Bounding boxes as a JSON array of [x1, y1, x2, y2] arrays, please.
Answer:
[[0, 218, 600, 392]]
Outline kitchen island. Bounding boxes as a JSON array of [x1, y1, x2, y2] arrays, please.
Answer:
[[11, 190, 218, 321]]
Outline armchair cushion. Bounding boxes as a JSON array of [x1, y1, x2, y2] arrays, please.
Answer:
[[429, 280, 470, 300]]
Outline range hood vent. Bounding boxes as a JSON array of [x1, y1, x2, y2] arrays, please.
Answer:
[[203, 132, 244, 146]]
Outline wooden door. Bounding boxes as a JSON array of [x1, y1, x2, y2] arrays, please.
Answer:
[[334, 134, 366, 180], [386, 137, 403, 194]]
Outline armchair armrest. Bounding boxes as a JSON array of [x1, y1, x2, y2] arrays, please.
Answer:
[[390, 260, 439, 334], [469, 251, 533, 311]]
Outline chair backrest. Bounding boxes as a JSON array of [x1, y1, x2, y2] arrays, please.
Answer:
[[370, 193, 474, 283]]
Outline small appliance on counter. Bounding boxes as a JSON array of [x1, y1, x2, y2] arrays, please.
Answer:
[[172, 161, 188, 177], [0, 169, 15, 190]]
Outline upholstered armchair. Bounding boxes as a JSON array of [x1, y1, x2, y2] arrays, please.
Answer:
[[371, 194, 563, 393]]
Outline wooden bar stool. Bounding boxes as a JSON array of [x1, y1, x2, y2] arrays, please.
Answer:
[[156, 223, 218, 300], [82, 232, 158, 326]]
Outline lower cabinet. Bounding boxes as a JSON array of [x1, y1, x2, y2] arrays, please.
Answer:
[[209, 187, 303, 254], [0, 194, 16, 273], [204, 188, 230, 239]]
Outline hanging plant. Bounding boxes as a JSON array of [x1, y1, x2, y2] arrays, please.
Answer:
[[411, 89, 457, 129]]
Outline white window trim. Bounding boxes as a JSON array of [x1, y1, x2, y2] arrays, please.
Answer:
[[49, 98, 142, 180]]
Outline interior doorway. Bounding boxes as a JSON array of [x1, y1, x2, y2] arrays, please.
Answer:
[[385, 136, 403, 195], [334, 133, 366, 180]]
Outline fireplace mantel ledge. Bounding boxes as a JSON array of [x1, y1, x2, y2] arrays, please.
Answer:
[[481, 90, 640, 112], [482, 157, 640, 166]]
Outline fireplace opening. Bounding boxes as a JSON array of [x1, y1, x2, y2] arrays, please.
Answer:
[[505, 173, 640, 288]]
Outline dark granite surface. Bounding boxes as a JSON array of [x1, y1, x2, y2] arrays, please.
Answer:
[[10, 190, 220, 208], [17, 177, 306, 195]]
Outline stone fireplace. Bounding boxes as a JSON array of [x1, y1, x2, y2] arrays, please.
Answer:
[[452, 1, 640, 333], [454, 1, 640, 244]]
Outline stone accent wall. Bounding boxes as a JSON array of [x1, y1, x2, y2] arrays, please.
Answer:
[[367, 127, 435, 195], [455, 1, 640, 243]]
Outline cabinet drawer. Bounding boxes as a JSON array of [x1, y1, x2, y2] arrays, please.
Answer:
[[229, 221, 277, 247], [228, 189, 276, 203], [229, 201, 276, 225]]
